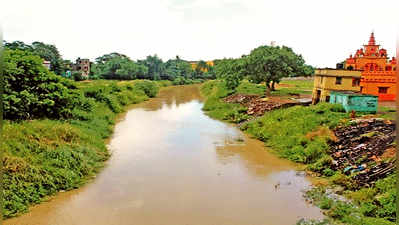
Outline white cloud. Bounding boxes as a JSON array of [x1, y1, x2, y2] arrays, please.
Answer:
[[1, 0, 398, 67]]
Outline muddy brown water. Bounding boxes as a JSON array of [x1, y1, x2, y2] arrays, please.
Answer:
[[5, 85, 323, 225]]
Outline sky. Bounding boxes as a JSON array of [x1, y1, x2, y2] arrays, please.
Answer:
[[1, 0, 398, 68]]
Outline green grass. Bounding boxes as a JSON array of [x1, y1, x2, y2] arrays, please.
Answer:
[[200, 79, 396, 225], [235, 80, 266, 96], [274, 78, 314, 96], [201, 80, 253, 123], [2, 80, 168, 218], [241, 103, 348, 164], [279, 78, 314, 89], [201, 80, 348, 164], [306, 175, 396, 225], [377, 106, 396, 120]]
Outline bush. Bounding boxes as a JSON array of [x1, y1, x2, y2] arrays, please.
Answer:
[[2, 79, 162, 218], [242, 103, 348, 163], [3, 49, 90, 120], [133, 80, 159, 97], [72, 71, 87, 81]]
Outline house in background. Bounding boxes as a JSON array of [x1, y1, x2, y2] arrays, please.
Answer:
[[312, 68, 361, 104], [73, 58, 90, 78], [43, 60, 51, 70]]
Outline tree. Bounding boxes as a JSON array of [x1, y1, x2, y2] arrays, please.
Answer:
[[4, 40, 33, 51], [2, 49, 88, 120], [140, 55, 165, 80], [92, 54, 147, 80], [194, 60, 209, 78], [164, 57, 193, 80], [301, 64, 315, 77], [31, 42, 65, 75], [95, 52, 129, 64], [246, 45, 308, 92], [215, 57, 247, 90], [4, 40, 67, 75]]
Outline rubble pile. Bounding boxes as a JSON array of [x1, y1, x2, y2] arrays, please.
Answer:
[[224, 94, 303, 117], [247, 101, 295, 116], [329, 118, 396, 187], [224, 94, 258, 104]]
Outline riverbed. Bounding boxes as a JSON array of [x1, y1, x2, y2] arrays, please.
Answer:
[[5, 85, 323, 225]]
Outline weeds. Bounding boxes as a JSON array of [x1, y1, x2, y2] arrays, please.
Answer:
[[201, 79, 396, 225], [2, 80, 166, 218]]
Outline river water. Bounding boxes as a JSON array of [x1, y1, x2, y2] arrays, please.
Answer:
[[6, 85, 323, 225]]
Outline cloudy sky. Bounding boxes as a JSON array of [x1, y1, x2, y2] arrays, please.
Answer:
[[1, 0, 398, 67]]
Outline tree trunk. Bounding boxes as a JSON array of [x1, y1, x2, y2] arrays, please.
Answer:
[[265, 82, 271, 96], [271, 81, 277, 91]]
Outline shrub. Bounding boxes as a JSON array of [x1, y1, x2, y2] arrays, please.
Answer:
[[3, 49, 89, 120], [133, 80, 159, 97], [72, 71, 86, 81]]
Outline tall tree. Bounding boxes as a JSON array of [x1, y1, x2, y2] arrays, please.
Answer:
[[215, 57, 247, 90], [247, 45, 307, 92], [31, 41, 64, 75], [140, 55, 165, 80], [164, 57, 193, 80], [4, 40, 66, 75], [92, 54, 147, 80]]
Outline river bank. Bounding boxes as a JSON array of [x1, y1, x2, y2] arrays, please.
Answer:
[[5, 84, 324, 225], [199, 80, 396, 225], [1, 80, 171, 218]]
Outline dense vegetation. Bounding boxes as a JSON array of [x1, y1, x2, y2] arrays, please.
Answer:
[[91, 53, 215, 82], [3, 40, 215, 84], [2, 79, 165, 218], [3, 40, 69, 75], [213, 45, 314, 91], [2, 49, 89, 120], [1, 45, 170, 218], [200, 80, 396, 225], [304, 174, 396, 225]]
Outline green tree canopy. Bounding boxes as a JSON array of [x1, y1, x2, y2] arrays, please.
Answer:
[[246, 45, 308, 91], [139, 55, 165, 80], [3, 49, 88, 120], [4, 40, 67, 75], [215, 57, 247, 90], [92, 53, 147, 80], [164, 57, 193, 80]]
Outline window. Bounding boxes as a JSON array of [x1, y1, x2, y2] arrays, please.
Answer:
[[320, 76, 324, 85], [378, 87, 388, 94], [335, 77, 342, 85], [352, 78, 360, 87], [325, 96, 330, 102]]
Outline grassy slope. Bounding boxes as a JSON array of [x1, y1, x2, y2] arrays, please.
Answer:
[[2, 79, 171, 218], [200, 80, 396, 225]]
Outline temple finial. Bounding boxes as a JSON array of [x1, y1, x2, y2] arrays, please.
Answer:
[[368, 31, 375, 45]]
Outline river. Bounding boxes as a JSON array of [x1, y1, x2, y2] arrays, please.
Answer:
[[5, 85, 323, 225]]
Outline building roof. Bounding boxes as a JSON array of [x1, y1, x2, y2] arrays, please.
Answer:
[[330, 90, 378, 97], [314, 68, 362, 77]]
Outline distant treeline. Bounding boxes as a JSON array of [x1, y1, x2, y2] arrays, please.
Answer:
[[2, 40, 216, 82], [90, 53, 215, 81]]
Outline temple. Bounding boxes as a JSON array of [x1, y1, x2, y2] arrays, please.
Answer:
[[344, 32, 396, 101]]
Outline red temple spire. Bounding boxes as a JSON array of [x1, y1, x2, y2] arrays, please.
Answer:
[[368, 32, 376, 45]]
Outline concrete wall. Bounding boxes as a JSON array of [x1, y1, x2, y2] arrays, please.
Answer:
[[312, 69, 361, 103], [330, 92, 378, 112]]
